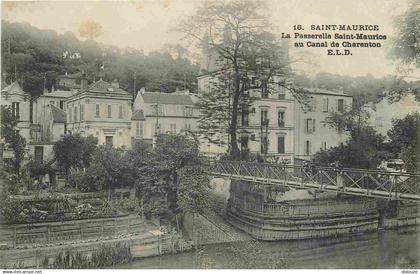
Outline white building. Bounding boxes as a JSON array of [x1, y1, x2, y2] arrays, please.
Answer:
[[294, 88, 353, 159], [66, 78, 133, 148], [132, 89, 198, 146]]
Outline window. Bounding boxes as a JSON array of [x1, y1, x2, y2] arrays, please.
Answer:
[[278, 111, 285, 127], [322, 98, 329, 112], [322, 141, 327, 150], [338, 99, 344, 112], [261, 135, 268, 154], [305, 118, 315, 133], [261, 83, 268, 98], [34, 146, 44, 163], [80, 104, 84, 121], [74, 106, 77, 122], [105, 136, 113, 147], [119, 105, 123, 119], [170, 123, 177, 133], [69, 107, 72, 123], [278, 136, 285, 154], [108, 105, 112, 118], [309, 97, 317, 111], [241, 136, 249, 153], [185, 123, 192, 131], [59, 100, 64, 110], [278, 87, 286, 100], [95, 104, 100, 117], [260, 109, 268, 126], [136, 121, 144, 138], [11, 102, 20, 119], [305, 140, 311, 155], [241, 107, 249, 126]]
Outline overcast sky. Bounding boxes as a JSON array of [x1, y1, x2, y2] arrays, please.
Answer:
[[2, 0, 416, 78]]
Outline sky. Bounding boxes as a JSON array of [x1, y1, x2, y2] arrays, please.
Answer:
[[1, 0, 417, 78]]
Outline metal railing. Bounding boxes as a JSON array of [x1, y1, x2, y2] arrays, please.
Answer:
[[207, 161, 420, 202]]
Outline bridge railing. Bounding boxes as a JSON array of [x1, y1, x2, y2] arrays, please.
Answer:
[[207, 161, 420, 201]]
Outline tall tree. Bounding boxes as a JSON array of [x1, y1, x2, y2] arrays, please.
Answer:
[[387, 112, 419, 172], [388, 0, 420, 102], [53, 134, 97, 178], [1, 105, 26, 176], [176, 0, 308, 159]]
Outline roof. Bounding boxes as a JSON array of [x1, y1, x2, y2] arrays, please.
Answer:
[[50, 104, 67, 123], [2, 81, 27, 96], [42, 90, 76, 98], [308, 88, 352, 98], [87, 79, 129, 95], [141, 92, 195, 105], [131, 110, 145, 120], [58, 72, 81, 79]]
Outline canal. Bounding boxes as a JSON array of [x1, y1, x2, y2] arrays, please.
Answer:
[[117, 228, 419, 269]]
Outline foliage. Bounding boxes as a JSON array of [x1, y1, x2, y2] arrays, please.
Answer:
[[313, 127, 391, 169], [53, 134, 98, 177], [1, 21, 198, 96], [176, 0, 308, 159], [47, 243, 132, 268], [89, 146, 135, 200], [389, 0, 420, 70], [388, 112, 419, 172], [26, 159, 54, 180], [177, 165, 211, 215], [1, 105, 26, 176]]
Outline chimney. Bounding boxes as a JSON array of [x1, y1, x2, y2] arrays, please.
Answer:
[[81, 72, 88, 90], [111, 79, 119, 89]]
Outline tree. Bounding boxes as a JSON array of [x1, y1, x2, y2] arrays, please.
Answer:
[[53, 134, 97, 178], [89, 146, 134, 200], [1, 105, 26, 176], [387, 0, 420, 101], [387, 112, 419, 172], [176, 0, 308, 159], [317, 106, 391, 169]]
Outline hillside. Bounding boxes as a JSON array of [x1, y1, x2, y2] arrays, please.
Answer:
[[1, 21, 199, 97]]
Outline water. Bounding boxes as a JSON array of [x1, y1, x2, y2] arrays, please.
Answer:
[[116, 228, 419, 269]]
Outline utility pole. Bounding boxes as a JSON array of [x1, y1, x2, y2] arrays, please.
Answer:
[[43, 73, 47, 93]]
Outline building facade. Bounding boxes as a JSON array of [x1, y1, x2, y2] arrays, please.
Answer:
[[294, 88, 353, 159], [197, 74, 295, 161], [33, 90, 75, 143], [132, 89, 198, 145], [1, 82, 32, 143], [56, 72, 82, 90], [66, 78, 132, 148]]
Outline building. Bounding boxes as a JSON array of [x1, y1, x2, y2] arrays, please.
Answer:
[[197, 74, 295, 161], [132, 88, 198, 145], [1, 81, 32, 142], [56, 72, 82, 90], [66, 78, 132, 148], [294, 88, 353, 159], [33, 89, 76, 142]]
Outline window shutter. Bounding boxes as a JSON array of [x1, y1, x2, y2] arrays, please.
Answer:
[[313, 97, 317, 111], [343, 100, 347, 112], [313, 119, 316, 132], [304, 119, 308, 133], [336, 99, 339, 111]]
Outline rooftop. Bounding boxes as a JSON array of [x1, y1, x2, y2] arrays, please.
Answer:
[[50, 104, 67, 123], [131, 110, 145, 120], [57, 72, 81, 79], [41, 90, 76, 98], [308, 88, 352, 97], [141, 92, 195, 105], [87, 79, 129, 95], [2, 81, 27, 96]]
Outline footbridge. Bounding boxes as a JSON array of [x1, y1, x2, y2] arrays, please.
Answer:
[[207, 161, 420, 202]]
